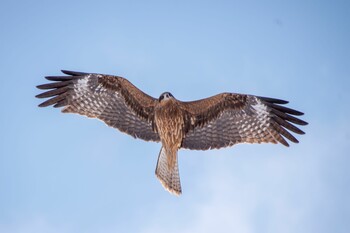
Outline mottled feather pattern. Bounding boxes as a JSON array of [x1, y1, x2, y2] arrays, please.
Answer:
[[181, 95, 307, 150], [36, 71, 160, 142]]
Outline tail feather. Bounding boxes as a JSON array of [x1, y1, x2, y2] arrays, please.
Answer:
[[155, 147, 182, 196]]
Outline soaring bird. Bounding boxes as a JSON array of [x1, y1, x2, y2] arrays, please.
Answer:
[[36, 70, 307, 195]]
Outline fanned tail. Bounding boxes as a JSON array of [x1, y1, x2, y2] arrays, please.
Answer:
[[155, 147, 182, 196]]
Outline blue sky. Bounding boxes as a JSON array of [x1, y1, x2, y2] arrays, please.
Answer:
[[1, 0, 349, 232]]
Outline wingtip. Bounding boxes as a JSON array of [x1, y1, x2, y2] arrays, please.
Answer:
[[292, 110, 304, 116], [296, 127, 306, 135], [281, 140, 290, 147], [298, 119, 308, 126], [45, 76, 74, 81], [35, 93, 42, 98], [61, 70, 88, 76], [259, 96, 289, 104], [36, 84, 44, 90], [61, 70, 72, 75]]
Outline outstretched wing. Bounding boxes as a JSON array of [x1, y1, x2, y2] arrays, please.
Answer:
[[180, 93, 307, 150], [36, 70, 160, 142]]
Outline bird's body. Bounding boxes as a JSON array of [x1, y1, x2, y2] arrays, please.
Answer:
[[155, 97, 184, 168], [154, 95, 186, 195], [36, 70, 308, 195]]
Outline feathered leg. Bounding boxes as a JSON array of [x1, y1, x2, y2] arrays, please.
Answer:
[[155, 147, 182, 196]]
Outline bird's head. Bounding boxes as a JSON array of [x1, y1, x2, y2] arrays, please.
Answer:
[[159, 92, 174, 102]]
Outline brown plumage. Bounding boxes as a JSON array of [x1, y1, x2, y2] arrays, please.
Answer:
[[36, 70, 308, 195]]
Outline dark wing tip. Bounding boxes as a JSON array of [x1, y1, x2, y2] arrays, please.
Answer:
[[282, 138, 299, 146], [38, 100, 53, 107], [36, 81, 72, 90], [297, 119, 308, 126], [61, 70, 88, 76], [45, 76, 74, 81], [43, 70, 89, 81], [35, 87, 69, 99], [288, 109, 304, 116], [262, 101, 305, 116], [36, 71, 79, 107], [283, 142, 290, 147], [257, 95, 307, 146], [35, 93, 43, 98], [258, 96, 289, 104], [36, 84, 45, 89]]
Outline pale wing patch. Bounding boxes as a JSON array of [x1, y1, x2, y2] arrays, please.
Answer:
[[236, 97, 275, 144], [251, 98, 269, 125]]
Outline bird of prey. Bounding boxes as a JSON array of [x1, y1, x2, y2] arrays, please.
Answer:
[[36, 70, 307, 195]]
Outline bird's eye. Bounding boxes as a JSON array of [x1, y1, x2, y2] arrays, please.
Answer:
[[159, 95, 164, 101]]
